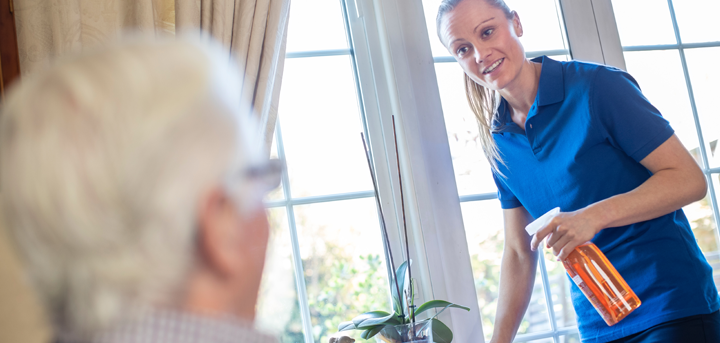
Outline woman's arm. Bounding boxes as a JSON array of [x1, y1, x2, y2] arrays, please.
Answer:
[[490, 206, 537, 343], [531, 134, 707, 260]]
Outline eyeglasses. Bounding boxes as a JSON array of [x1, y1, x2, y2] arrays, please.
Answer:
[[244, 158, 283, 193]]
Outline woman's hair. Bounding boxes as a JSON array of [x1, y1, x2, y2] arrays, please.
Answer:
[[436, 0, 513, 174], [0, 37, 265, 339]]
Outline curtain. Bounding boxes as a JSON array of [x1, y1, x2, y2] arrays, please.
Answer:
[[175, 0, 291, 149], [13, 0, 289, 148]]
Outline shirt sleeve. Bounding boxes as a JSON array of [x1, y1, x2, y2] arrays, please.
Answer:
[[492, 172, 522, 209], [590, 66, 675, 163]]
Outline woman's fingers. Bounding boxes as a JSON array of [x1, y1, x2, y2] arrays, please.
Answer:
[[531, 211, 597, 258], [530, 217, 560, 251]]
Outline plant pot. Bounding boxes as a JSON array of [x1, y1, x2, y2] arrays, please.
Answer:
[[374, 320, 432, 343]]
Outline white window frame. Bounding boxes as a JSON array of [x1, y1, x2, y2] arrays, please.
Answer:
[[272, 0, 720, 342]]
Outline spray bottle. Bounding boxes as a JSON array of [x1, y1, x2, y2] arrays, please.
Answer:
[[526, 207, 641, 326]]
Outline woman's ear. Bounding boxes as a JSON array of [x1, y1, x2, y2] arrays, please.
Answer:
[[512, 11, 523, 37]]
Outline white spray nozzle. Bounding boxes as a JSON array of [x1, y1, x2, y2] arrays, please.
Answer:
[[525, 207, 561, 236]]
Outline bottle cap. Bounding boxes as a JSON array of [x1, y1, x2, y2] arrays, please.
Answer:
[[525, 207, 561, 235]]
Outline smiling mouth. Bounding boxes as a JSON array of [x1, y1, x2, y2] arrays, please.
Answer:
[[483, 58, 504, 74]]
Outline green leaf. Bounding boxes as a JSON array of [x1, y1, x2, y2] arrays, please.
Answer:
[[352, 311, 392, 328], [391, 261, 409, 316], [356, 313, 401, 328], [338, 320, 356, 332], [414, 300, 470, 318], [361, 325, 384, 340], [431, 318, 453, 343]]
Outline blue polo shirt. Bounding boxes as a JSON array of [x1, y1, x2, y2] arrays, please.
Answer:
[[491, 56, 719, 342]]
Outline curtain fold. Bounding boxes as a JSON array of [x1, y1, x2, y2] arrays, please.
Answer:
[[14, 0, 289, 148], [175, 0, 290, 149]]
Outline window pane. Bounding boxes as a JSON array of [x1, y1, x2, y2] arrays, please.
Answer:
[[461, 200, 551, 342], [684, 47, 720, 169], [672, 0, 720, 44], [560, 333, 581, 343], [612, 0, 676, 46], [504, 0, 568, 53], [685, 193, 719, 254], [266, 136, 285, 202], [623, 50, 700, 151], [257, 208, 306, 343], [545, 254, 576, 328], [517, 338, 553, 343], [279, 56, 372, 198], [435, 62, 497, 196], [295, 198, 391, 343], [286, 0, 348, 52], [422, 0, 451, 58], [423, 0, 567, 58]]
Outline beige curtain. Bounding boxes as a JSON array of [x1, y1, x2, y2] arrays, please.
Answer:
[[13, 0, 289, 148], [175, 0, 290, 149], [2, 1, 290, 342]]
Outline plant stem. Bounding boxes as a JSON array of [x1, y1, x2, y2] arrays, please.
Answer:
[[360, 132, 403, 319], [392, 116, 415, 327]]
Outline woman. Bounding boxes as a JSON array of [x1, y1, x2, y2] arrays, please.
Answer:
[[436, 0, 720, 342]]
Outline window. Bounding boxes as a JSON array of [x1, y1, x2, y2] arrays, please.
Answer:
[[257, 1, 720, 343], [611, 0, 720, 288], [255, 1, 393, 343]]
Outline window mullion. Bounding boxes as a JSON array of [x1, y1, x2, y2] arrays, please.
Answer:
[[665, 0, 720, 256], [537, 255, 560, 343], [274, 122, 315, 343], [559, 0, 626, 70], [341, 0, 404, 311]]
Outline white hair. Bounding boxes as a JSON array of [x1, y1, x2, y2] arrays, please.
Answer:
[[0, 37, 266, 339]]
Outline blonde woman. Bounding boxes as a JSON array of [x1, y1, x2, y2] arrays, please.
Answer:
[[436, 0, 720, 342]]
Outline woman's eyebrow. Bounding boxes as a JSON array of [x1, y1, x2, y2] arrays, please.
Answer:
[[473, 17, 495, 34]]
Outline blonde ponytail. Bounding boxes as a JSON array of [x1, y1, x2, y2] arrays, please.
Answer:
[[464, 73, 505, 175]]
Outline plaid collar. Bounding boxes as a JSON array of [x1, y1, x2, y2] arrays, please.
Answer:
[[56, 308, 278, 343]]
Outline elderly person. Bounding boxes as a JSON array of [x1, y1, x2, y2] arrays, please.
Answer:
[[0, 38, 281, 343]]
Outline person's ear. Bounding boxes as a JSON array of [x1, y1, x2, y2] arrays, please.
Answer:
[[196, 186, 242, 278], [512, 11, 523, 37]]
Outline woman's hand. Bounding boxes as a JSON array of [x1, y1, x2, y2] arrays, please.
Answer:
[[529, 208, 606, 261]]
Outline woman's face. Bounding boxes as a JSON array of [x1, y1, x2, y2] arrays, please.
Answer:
[[439, 0, 525, 91]]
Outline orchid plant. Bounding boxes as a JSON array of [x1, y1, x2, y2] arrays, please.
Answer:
[[337, 260, 469, 342]]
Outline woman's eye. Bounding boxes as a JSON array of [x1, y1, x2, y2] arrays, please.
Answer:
[[482, 28, 494, 38], [456, 46, 469, 56]]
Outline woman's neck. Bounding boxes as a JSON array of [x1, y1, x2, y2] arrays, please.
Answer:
[[499, 59, 542, 129]]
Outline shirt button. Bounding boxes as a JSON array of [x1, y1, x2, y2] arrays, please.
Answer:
[[529, 124, 533, 129]]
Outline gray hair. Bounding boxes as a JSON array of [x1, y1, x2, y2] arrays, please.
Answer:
[[0, 37, 265, 338]]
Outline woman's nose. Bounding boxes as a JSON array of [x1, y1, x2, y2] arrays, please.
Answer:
[[474, 47, 488, 64]]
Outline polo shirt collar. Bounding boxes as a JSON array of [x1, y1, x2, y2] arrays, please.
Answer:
[[491, 55, 565, 133], [533, 55, 565, 106]]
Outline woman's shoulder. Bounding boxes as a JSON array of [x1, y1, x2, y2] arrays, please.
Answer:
[[554, 58, 637, 90], [560, 59, 622, 79]]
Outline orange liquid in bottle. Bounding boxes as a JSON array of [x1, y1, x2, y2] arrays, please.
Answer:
[[562, 243, 641, 326]]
